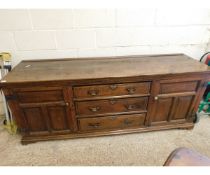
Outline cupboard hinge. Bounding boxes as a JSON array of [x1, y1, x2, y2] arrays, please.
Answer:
[[203, 82, 208, 88], [5, 95, 17, 101], [19, 128, 28, 133]]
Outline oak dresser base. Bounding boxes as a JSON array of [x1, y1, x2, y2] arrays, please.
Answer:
[[21, 122, 194, 145], [0, 54, 209, 144]]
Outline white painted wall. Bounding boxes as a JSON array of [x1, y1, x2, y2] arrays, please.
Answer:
[[0, 9, 210, 115], [0, 9, 210, 66]]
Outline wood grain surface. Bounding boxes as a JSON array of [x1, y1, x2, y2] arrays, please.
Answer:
[[1, 54, 209, 84], [1, 53, 209, 144]]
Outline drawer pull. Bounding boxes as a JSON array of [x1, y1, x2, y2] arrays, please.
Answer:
[[110, 84, 118, 90], [89, 106, 101, 112], [88, 123, 100, 128], [109, 99, 117, 105], [111, 116, 117, 120], [88, 89, 99, 96], [65, 102, 69, 106], [126, 87, 136, 94], [124, 118, 133, 125], [125, 104, 136, 110]]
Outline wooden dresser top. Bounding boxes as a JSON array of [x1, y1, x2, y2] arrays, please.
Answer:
[[1, 54, 209, 84]]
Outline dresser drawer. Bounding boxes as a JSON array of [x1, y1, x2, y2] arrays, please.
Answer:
[[73, 82, 150, 99], [160, 81, 198, 94], [75, 97, 148, 116], [78, 113, 146, 131], [15, 89, 64, 103]]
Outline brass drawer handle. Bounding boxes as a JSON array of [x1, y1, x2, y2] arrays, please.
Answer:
[[126, 87, 136, 94], [125, 104, 136, 110], [124, 118, 133, 125], [88, 106, 101, 112], [88, 122, 100, 128], [109, 99, 117, 105], [88, 89, 99, 96], [110, 116, 117, 120], [110, 84, 118, 90]]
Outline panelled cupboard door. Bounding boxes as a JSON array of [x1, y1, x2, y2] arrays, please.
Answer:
[[20, 103, 71, 135], [151, 95, 195, 125], [21, 106, 48, 134], [12, 87, 74, 135], [149, 79, 202, 126]]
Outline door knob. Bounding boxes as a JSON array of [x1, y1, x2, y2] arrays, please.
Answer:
[[154, 96, 158, 100]]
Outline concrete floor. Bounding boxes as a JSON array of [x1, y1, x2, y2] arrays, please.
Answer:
[[0, 115, 210, 166]]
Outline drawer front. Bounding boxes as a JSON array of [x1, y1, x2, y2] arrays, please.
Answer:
[[74, 82, 150, 99], [78, 113, 146, 131], [16, 90, 64, 103], [160, 81, 198, 94], [75, 97, 148, 116]]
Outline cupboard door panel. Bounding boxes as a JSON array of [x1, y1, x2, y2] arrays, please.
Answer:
[[23, 107, 48, 132], [47, 106, 68, 131], [153, 98, 173, 122], [172, 96, 193, 120]]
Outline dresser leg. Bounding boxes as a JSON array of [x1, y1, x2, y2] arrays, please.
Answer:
[[185, 125, 194, 130], [178, 125, 194, 130], [21, 139, 37, 145]]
